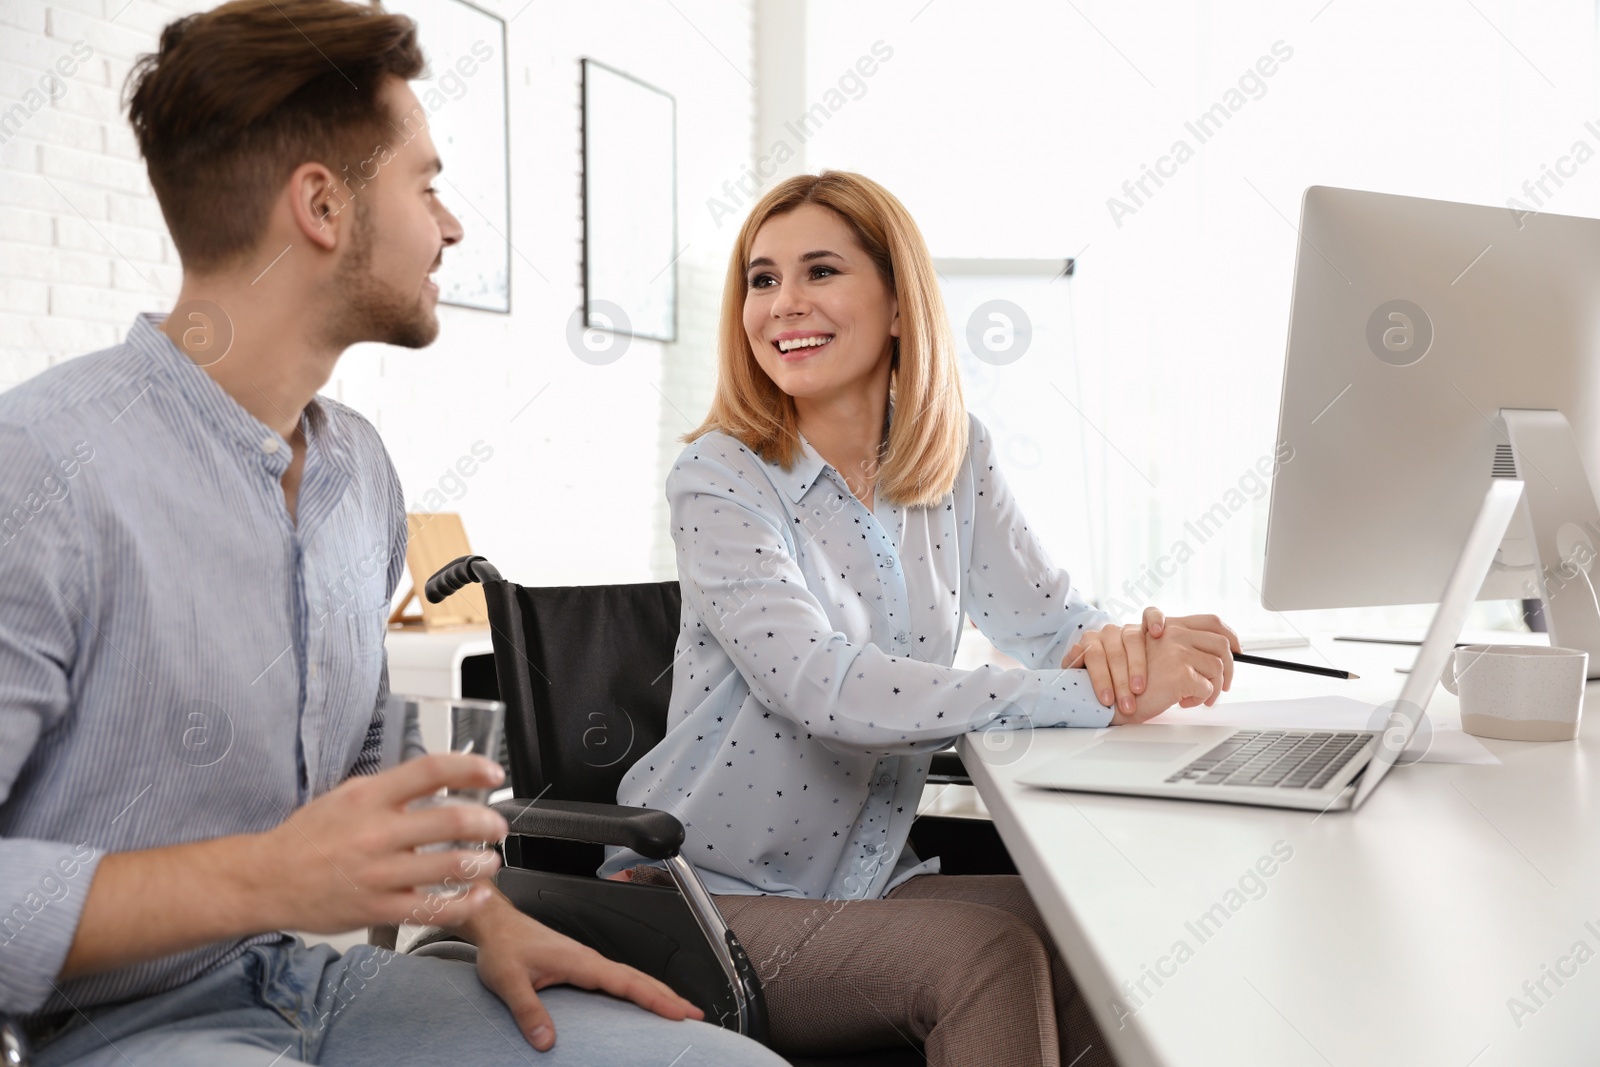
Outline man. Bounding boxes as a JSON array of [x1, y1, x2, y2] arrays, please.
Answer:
[[0, 1, 780, 1063]]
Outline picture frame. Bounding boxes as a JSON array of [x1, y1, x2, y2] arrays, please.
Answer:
[[581, 58, 678, 342], [385, 0, 511, 313]]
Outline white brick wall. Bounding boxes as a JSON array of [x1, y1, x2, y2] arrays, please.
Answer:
[[1, 0, 192, 375], [1, 0, 759, 588]]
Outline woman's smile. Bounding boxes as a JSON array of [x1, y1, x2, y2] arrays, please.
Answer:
[[773, 330, 835, 362]]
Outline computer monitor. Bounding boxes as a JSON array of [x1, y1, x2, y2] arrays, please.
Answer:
[[1262, 186, 1600, 674]]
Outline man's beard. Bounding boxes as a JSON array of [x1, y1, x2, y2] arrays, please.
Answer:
[[334, 202, 439, 349]]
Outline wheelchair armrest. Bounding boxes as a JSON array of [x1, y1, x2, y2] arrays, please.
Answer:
[[493, 798, 685, 860]]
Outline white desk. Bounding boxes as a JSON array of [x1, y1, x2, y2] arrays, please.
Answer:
[[384, 626, 495, 698], [959, 634, 1599, 1067]]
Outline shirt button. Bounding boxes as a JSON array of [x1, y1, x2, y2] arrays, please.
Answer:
[[864, 844, 877, 854], [261, 437, 280, 454], [894, 631, 909, 644]]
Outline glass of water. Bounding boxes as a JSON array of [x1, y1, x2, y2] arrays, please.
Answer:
[[391, 694, 507, 901]]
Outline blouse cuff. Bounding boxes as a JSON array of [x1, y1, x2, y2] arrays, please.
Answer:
[[1030, 669, 1117, 729]]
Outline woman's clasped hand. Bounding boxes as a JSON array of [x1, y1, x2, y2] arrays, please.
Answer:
[[1061, 606, 1241, 724]]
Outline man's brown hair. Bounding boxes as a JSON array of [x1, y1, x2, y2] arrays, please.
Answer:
[[126, 0, 424, 273]]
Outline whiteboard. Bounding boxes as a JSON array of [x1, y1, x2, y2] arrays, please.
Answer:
[[933, 258, 1096, 594]]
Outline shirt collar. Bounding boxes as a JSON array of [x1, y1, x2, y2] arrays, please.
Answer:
[[768, 397, 895, 505], [127, 312, 311, 477], [769, 433, 830, 504]]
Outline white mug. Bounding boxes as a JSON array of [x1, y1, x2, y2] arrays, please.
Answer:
[[1440, 644, 1586, 741]]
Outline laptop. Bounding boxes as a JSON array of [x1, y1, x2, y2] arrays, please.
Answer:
[[1017, 479, 1524, 813]]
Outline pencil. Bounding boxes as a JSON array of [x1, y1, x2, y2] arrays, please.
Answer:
[[1234, 652, 1359, 680]]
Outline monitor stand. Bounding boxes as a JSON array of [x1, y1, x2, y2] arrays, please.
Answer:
[[1499, 408, 1600, 679]]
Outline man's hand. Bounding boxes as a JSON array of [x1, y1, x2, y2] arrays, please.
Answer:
[[250, 752, 510, 933], [463, 894, 704, 1051], [62, 752, 511, 980]]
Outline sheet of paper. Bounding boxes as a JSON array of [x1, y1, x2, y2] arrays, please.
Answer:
[[1146, 695, 1500, 766]]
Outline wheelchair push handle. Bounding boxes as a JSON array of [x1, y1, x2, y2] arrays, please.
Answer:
[[424, 555, 502, 603]]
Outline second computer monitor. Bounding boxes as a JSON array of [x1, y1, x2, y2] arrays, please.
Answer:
[[1262, 186, 1600, 652]]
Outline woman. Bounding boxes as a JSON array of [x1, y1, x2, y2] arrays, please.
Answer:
[[602, 172, 1238, 1067]]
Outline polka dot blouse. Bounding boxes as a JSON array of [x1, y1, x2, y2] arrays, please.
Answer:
[[599, 414, 1113, 900]]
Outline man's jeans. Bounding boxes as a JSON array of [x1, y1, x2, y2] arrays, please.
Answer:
[[31, 937, 780, 1066]]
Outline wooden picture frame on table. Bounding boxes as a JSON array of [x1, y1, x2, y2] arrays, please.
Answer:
[[388, 512, 489, 629]]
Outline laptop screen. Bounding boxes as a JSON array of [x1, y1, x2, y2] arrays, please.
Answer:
[[1350, 477, 1525, 808]]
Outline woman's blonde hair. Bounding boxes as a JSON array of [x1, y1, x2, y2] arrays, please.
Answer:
[[686, 170, 967, 508]]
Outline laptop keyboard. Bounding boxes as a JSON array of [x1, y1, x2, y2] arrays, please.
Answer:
[[1164, 730, 1373, 789]]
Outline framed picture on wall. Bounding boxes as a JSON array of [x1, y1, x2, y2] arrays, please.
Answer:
[[384, 0, 510, 313], [582, 59, 677, 342]]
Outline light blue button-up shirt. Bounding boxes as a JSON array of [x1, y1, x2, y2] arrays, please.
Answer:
[[602, 414, 1113, 899], [0, 314, 405, 1015]]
